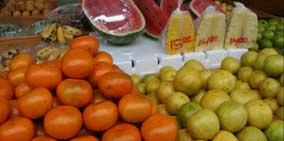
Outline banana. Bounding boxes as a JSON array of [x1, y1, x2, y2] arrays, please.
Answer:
[[57, 26, 66, 44], [58, 49, 68, 60], [49, 31, 57, 42], [62, 25, 83, 36], [36, 47, 59, 60], [47, 50, 61, 61], [64, 33, 74, 40], [40, 23, 57, 39]]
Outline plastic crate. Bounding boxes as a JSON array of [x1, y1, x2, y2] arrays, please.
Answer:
[[98, 34, 248, 75]]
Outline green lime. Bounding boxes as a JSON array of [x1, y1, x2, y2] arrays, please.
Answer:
[[257, 32, 263, 42], [260, 39, 273, 49], [275, 30, 284, 37], [258, 26, 265, 33], [277, 24, 284, 30], [267, 25, 277, 31], [269, 19, 279, 26], [258, 19, 268, 25], [273, 36, 284, 49], [263, 30, 275, 39]]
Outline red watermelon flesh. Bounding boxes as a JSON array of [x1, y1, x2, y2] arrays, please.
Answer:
[[134, 0, 168, 38], [83, 0, 143, 34], [160, 0, 178, 17], [190, 0, 224, 17], [160, 0, 189, 17]]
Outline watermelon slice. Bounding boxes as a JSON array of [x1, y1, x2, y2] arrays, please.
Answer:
[[160, 0, 178, 17], [82, 0, 145, 44], [160, 0, 189, 18], [190, 0, 224, 17], [134, 0, 168, 39]]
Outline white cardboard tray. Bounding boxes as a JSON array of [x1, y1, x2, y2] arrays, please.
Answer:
[[98, 35, 248, 75]]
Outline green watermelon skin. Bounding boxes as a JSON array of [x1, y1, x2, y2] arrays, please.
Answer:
[[82, 0, 145, 45]]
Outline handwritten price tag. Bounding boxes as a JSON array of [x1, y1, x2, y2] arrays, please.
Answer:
[[230, 37, 248, 45], [198, 35, 218, 46], [169, 36, 194, 50]]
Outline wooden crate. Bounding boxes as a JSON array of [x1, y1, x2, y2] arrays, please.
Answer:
[[0, 15, 47, 28], [0, 0, 58, 28], [0, 35, 42, 51]]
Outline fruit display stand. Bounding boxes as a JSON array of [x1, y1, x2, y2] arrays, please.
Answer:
[[97, 34, 248, 75]]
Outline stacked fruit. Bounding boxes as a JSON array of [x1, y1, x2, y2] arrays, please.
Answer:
[[132, 48, 283, 140], [0, 0, 52, 16], [257, 19, 284, 51], [0, 35, 178, 141]]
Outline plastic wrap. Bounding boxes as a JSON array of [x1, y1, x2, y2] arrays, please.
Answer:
[[224, 2, 258, 49], [46, 3, 85, 30], [160, 0, 195, 55], [194, 6, 226, 51]]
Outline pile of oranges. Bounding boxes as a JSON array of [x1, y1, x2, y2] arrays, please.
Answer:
[[0, 36, 178, 141]]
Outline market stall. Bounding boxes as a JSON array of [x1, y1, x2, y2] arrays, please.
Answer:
[[0, 0, 283, 141]]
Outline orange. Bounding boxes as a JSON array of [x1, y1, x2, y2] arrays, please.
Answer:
[[91, 89, 107, 104], [44, 106, 82, 140], [112, 64, 124, 73], [98, 72, 133, 99], [18, 88, 53, 119], [9, 54, 34, 71], [56, 79, 93, 108], [118, 94, 152, 123], [0, 117, 35, 141], [70, 135, 99, 141], [141, 114, 178, 141], [15, 82, 31, 98], [83, 101, 118, 132], [32, 136, 57, 141], [0, 78, 14, 100], [88, 62, 114, 86], [61, 49, 94, 78], [0, 71, 9, 79], [25, 64, 62, 90], [8, 100, 20, 118], [52, 96, 62, 108], [42, 60, 61, 69], [8, 67, 27, 87], [70, 35, 99, 55], [93, 51, 113, 64], [35, 123, 47, 136], [0, 97, 9, 124], [148, 97, 158, 115], [102, 123, 142, 141]]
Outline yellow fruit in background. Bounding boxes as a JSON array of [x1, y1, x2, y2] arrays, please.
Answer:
[[213, 130, 238, 141], [166, 92, 190, 114], [208, 70, 237, 93], [230, 89, 261, 105], [245, 100, 273, 129], [174, 67, 202, 96], [187, 109, 220, 140], [263, 98, 279, 113], [200, 89, 230, 111], [184, 60, 205, 71], [237, 126, 267, 141], [216, 101, 247, 132]]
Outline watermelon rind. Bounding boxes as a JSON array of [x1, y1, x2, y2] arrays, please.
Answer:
[[82, 0, 146, 45]]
